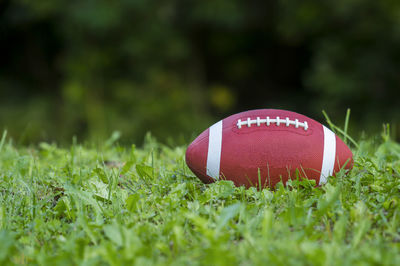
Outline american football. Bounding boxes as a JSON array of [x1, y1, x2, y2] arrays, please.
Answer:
[[186, 109, 353, 188]]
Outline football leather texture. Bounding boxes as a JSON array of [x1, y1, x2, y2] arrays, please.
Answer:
[[186, 109, 353, 188]]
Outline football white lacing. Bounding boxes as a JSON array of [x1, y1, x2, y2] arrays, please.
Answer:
[[237, 117, 308, 131]]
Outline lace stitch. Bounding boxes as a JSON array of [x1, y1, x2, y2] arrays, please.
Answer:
[[237, 117, 308, 131]]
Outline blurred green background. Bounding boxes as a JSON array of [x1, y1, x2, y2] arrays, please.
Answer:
[[0, 0, 399, 144]]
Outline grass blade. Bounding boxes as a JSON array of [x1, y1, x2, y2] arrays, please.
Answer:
[[322, 110, 359, 148], [343, 108, 351, 144], [0, 130, 7, 152]]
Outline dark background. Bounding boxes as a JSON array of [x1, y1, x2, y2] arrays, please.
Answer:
[[0, 0, 399, 145]]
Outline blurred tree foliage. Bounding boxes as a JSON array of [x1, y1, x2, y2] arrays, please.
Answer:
[[0, 0, 399, 144]]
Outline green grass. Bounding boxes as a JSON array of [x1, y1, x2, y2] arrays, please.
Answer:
[[0, 129, 399, 266]]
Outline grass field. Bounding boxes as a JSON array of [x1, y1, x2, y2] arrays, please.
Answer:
[[0, 126, 399, 265]]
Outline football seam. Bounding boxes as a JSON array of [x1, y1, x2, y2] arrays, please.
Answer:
[[237, 116, 308, 130]]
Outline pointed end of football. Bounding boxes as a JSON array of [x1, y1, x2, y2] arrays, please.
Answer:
[[185, 130, 214, 184], [335, 136, 354, 173]]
